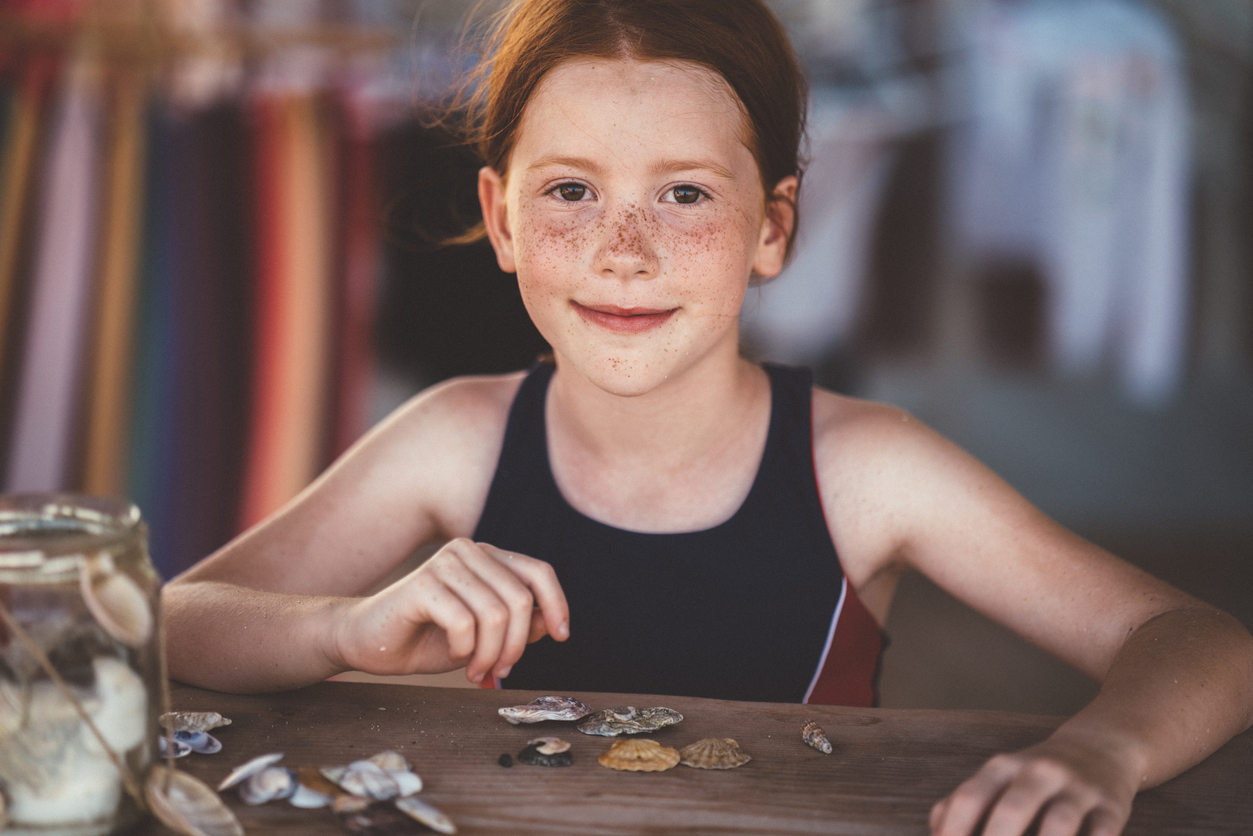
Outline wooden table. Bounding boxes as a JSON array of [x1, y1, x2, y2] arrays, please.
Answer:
[[142, 681, 1252, 835]]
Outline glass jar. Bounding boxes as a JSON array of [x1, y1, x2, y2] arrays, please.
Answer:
[[0, 493, 161, 836]]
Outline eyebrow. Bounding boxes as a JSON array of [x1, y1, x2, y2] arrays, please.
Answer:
[[524, 155, 736, 181]]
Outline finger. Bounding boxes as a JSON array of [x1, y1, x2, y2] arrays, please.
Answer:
[[932, 755, 1018, 835], [425, 548, 515, 682], [528, 607, 548, 643], [1035, 795, 1090, 836], [981, 760, 1070, 836], [449, 543, 550, 677], [1086, 804, 1130, 836], [480, 543, 570, 642], [929, 796, 950, 832]]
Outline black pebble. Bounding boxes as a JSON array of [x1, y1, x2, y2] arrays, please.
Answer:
[[499, 753, 513, 767], [518, 743, 573, 767]]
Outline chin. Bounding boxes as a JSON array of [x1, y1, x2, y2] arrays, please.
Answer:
[[563, 353, 680, 398]]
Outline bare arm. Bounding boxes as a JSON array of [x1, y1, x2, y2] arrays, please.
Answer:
[[162, 375, 569, 693], [813, 391, 1253, 836]]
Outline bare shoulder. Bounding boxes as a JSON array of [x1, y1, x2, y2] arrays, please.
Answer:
[[354, 372, 525, 536]]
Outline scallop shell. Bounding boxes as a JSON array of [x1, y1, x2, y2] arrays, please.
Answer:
[[146, 764, 244, 836], [679, 737, 751, 769], [239, 766, 297, 805], [161, 711, 232, 734], [217, 752, 285, 791], [801, 719, 833, 754], [518, 739, 573, 767], [597, 738, 680, 772], [79, 551, 153, 647], [498, 695, 594, 724], [577, 706, 683, 736], [394, 795, 458, 834]]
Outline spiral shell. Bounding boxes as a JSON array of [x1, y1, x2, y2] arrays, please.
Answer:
[[801, 719, 832, 754]]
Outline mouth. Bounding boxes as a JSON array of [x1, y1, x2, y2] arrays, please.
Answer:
[[572, 301, 677, 334]]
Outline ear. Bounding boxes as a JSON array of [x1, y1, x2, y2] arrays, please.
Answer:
[[478, 166, 517, 273], [751, 175, 799, 280]]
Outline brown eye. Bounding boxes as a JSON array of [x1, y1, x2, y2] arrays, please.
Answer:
[[671, 185, 702, 204], [557, 183, 587, 201]]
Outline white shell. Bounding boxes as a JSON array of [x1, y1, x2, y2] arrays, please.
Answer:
[[392, 770, 423, 797], [146, 765, 244, 836], [287, 783, 334, 809], [218, 752, 284, 791], [79, 552, 153, 648], [367, 750, 410, 772], [238, 766, 296, 805], [394, 795, 457, 834], [322, 761, 400, 800]]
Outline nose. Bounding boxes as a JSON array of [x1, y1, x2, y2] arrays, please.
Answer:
[[594, 204, 659, 280]]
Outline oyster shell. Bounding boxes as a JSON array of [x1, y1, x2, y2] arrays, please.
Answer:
[[679, 737, 751, 769], [597, 738, 680, 772], [498, 695, 593, 724], [161, 711, 232, 734], [79, 551, 153, 648], [217, 752, 284, 791], [577, 706, 683, 736], [517, 738, 573, 767], [801, 719, 832, 754], [146, 764, 244, 836], [394, 795, 458, 834], [239, 766, 297, 805]]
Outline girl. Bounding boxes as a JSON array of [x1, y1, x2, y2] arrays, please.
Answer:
[[163, 1, 1253, 834]]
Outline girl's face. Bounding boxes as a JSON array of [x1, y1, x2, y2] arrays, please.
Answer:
[[480, 58, 796, 397]]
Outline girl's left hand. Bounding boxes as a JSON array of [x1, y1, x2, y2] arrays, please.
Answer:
[[929, 732, 1139, 836]]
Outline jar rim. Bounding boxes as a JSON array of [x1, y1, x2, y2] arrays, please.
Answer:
[[0, 492, 144, 566]]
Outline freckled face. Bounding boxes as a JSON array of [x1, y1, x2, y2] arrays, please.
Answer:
[[480, 59, 790, 397]]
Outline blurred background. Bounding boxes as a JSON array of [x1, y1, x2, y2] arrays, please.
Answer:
[[0, 0, 1249, 714]]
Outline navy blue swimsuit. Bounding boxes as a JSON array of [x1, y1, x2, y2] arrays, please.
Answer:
[[472, 362, 883, 705]]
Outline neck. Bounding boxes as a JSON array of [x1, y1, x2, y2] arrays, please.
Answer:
[[546, 349, 766, 469]]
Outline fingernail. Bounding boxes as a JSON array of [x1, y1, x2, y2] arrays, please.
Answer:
[[559, 621, 569, 639], [469, 670, 483, 683], [497, 665, 512, 679]]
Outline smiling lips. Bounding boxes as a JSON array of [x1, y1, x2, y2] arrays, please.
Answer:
[[573, 302, 676, 334]]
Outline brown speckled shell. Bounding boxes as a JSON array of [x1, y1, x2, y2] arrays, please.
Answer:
[[801, 719, 833, 754], [577, 706, 683, 736], [498, 695, 594, 724], [597, 738, 681, 772], [679, 737, 751, 769]]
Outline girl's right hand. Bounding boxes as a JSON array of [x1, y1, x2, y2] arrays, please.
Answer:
[[328, 539, 569, 684]]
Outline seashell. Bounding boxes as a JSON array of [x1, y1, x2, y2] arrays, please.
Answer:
[[334, 797, 446, 835], [331, 794, 372, 815], [498, 695, 594, 724], [517, 739, 573, 767], [392, 770, 422, 797], [367, 750, 410, 772], [217, 752, 284, 791], [296, 766, 341, 796], [161, 711, 232, 734], [238, 766, 297, 805], [79, 551, 153, 647], [287, 783, 334, 809], [395, 795, 458, 834], [322, 760, 401, 800], [528, 736, 571, 755], [679, 737, 751, 769], [577, 706, 683, 736], [801, 719, 833, 754], [146, 764, 244, 836], [597, 738, 680, 772], [172, 730, 223, 755], [0, 670, 24, 740], [160, 735, 194, 758]]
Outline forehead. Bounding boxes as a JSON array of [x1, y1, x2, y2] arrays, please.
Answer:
[[511, 58, 755, 172]]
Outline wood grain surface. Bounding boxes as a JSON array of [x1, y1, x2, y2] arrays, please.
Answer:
[[135, 681, 1252, 835]]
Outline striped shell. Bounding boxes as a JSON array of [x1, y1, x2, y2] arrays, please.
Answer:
[[801, 719, 833, 754], [679, 737, 751, 769]]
